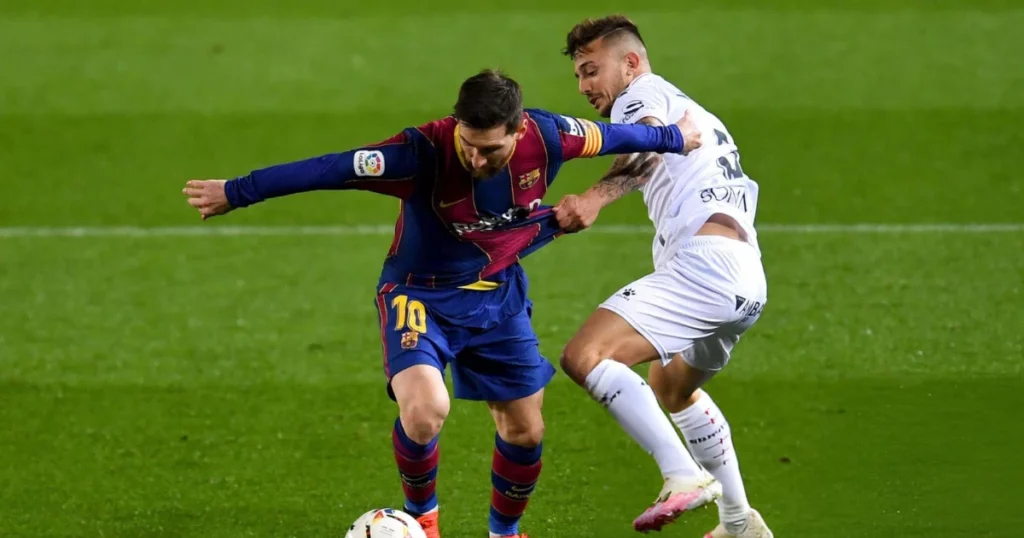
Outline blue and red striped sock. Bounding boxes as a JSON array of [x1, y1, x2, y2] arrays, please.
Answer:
[[489, 433, 543, 536], [392, 418, 440, 516]]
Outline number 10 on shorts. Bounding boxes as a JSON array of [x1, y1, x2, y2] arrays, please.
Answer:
[[391, 295, 427, 333]]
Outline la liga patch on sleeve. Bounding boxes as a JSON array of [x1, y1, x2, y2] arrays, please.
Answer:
[[354, 150, 385, 177]]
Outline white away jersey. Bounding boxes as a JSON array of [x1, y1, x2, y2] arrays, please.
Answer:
[[611, 73, 760, 267]]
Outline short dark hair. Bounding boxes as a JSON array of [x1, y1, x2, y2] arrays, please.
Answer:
[[562, 15, 645, 59], [453, 69, 523, 134]]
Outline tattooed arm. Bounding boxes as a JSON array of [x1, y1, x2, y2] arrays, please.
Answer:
[[588, 116, 666, 206], [553, 117, 666, 232]]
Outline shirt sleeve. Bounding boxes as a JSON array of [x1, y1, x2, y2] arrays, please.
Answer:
[[545, 111, 683, 161], [610, 84, 670, 126], [224, 130, 422, 209]]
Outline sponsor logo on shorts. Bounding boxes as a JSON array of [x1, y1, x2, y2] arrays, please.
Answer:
[[734, 295, 764, 318], [620, 288, 637, 299], [354, 150, 385, 177]]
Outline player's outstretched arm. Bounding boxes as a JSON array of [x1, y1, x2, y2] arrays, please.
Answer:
[[558, 109, 702, 160], [554, 115, 684, 232], [181, 132, 421, 220], [599, 110, 701, 156]]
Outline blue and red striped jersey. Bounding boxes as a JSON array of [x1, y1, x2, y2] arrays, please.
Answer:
[[225, 108, 685, 291]]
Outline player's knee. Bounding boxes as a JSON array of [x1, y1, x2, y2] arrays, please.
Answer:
[[499, 419, 545, 448], [400, 398, 449, 444], [559, 340, 608, 386]]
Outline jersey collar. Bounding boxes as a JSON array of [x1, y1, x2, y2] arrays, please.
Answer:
[[454, 123, 470, 171], [618, 71, 656, 99]]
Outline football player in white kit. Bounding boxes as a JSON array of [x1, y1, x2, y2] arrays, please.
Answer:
[[553, 15, 774, 538]]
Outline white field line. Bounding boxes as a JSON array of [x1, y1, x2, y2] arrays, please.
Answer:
[[0, 223, 1022, 238]]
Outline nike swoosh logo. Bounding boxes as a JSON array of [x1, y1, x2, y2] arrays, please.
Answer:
[[439, 198, 467, 208]]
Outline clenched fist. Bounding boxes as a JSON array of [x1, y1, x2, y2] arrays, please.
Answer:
[[553, 193, 603, 233]]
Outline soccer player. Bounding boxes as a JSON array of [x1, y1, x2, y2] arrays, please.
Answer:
[[182, 69, 702, 538], [553, 17, 774, 538]]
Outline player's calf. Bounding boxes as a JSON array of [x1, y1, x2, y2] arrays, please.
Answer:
[[489, 435, 543, 537], [486, 391, 546, 538], [651, 358, 754, 535], [393, 417, 441, 517], [647, 357, 712, 414], [390, 364, 450, 520], [560, 309, 706, 491]]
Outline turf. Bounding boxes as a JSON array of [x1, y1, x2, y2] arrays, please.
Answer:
[[1, 0, 1022, 537]]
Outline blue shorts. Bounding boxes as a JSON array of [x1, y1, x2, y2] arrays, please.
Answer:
[[374, 283, 555, 402]]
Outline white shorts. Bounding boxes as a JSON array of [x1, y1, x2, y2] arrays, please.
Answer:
[[599, 235, 767, 371]]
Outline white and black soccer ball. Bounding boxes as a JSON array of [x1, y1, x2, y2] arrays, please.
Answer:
[[344, 508, 427, 538]]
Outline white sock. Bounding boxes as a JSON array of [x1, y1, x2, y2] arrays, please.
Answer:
[[671, 390, 750, 533], [585, 359, 703, 480]]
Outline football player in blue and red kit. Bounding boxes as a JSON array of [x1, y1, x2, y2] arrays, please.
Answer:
[[183, 69, 702, 538]]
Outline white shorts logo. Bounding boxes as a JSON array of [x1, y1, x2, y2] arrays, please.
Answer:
[[354, 150, 385, 177]]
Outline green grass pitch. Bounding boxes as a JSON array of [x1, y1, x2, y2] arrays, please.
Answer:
[[1, 0, 1022, 536]]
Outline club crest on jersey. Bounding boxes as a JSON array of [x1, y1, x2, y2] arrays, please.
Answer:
[[518, 169, 541, 190], [401, 331, 419, 350], [354, 150, 385, 177]]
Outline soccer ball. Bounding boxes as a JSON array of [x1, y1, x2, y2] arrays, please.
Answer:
[[344, 508, 427, 538]]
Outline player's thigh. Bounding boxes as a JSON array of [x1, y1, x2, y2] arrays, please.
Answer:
[[451, 305, 555, 405], [673, 236, 768, 334], [376, 287, 452, 382], [387, 348, 451, 444], [568, 270, 708, 378], [390, 364, 450, 433], [376, 288, 454, 439], [487, 388, 545, 447], [561, 306, 662, 385]]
